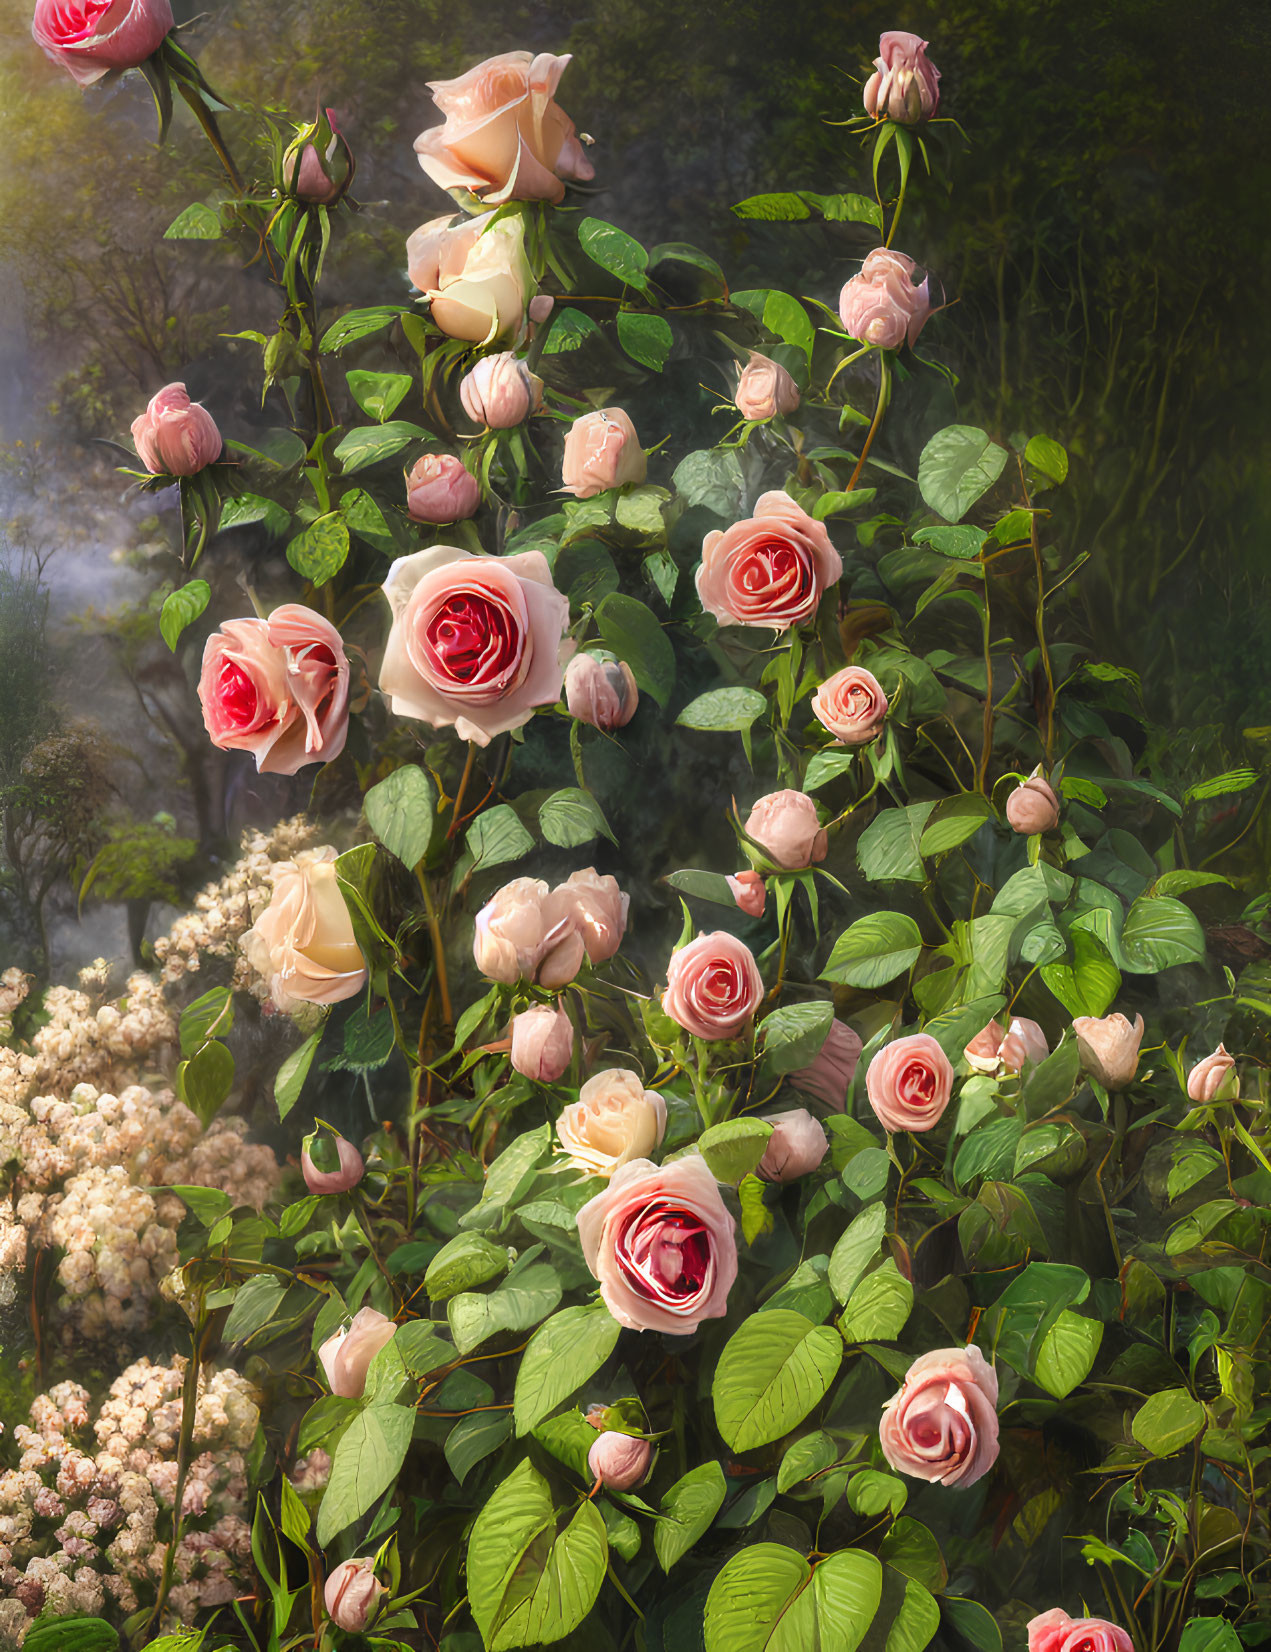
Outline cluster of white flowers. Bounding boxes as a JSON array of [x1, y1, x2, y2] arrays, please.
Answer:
[[0, 1360, 257, 1646]]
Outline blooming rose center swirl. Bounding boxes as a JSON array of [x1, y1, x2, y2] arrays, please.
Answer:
[[692, 958, 748, 1020], [904, 1382, 973, 1464], [898, 1056, 940, 1113], [217, 660, 265, 730], [730, 537, 813, 616], [615, 1202, 713, 1306], [47, 0, 114, 40], [406, 573, 530, 704]]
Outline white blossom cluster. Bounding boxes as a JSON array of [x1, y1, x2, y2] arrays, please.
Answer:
[[0, 1360, 258, 1646]]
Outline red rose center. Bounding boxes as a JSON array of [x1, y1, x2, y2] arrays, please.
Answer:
[[424, 590, 523, 686], [47, 0, 115, 42], [899, 1059, 937, 1109], [618, 1206, 712, 1304], [219, 661, 260, 728], [738, 538, 810, 598]]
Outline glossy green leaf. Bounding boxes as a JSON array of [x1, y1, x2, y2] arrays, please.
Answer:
[[822, 912, 923, 987], [316, 1403, 414, 1544], [365, 764, 435, 868], [713, 1310, 843, 1451], [513, 1304, 622, 1435], [655, 1460, 727, 1572], [918, 425, 1008, 523], [160, 580, 210, 651]]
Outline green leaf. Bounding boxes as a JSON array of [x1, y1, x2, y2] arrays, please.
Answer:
[[346, 369, 413, 423], [286, 513, 349, 585], [664, 868, 739, 907], [164, 201, 222, 240], [24, 1621, 119, 1652], [1151, 869, 1232, 898], [989, 1261, 1090, 1376], [340, 487, 399, 556], [828, 1204, 888, 1304], [179, 986, 234, 1056], [814, 488, 878, 519], [541, 308, 605, 355], [672, 449, 745, 516], [425, 1233, 509, 1302], [617, 309, 672, 369], [1024, 434, 1069, 485], [912, 525, 988, 559], [857, 802, 937, 883], [698, 1118, 774, 1185], [952, 1116, 1024, 1188], [1131, 1388, 1207, 1457], [595, 592, 676, 706], [220, 491, 291, 538], [393, 1322, 453, 1378], [160, 580, 210, 651], [334, 421, 430, 473], [365, 764, 435, 869], [1119, 896, 1206, 972], [447, 1262, 562, 1355], [320, 306, 409, 352], [677, 686, 768, 734], [880, 1519, 947, 1592], [445, 1411, 514, 1486], [1041, 929, 1121, 1018], [704, 1544, 882, 1652], [804, 749, 858, 792], [316, 1403, 414, 1545], [759, 1000, 834, 1074], [822, 912, 923, 988], [1184, 769, 1259, 804], [223, 1275, 287, 1344], [886, 1579, 941, 1652], [275, 1030, 321, 1121], [713, 1310, 843, 1451], [1178, 1620, 1244, 1652], [917, 425, 1009, 523], [840, 1259, 913, 1343], [615, 483, 670, 539], [177, 1039, 234, 1127], [655, 1460, 727, 1572], [740, 1171, 774, 1245], [763, 290, 815, 360], [539, 787, 615, 848], [167, 1185, 231, 1226], [731, 193, 815, 220], [813, 192, 885, 228], [944, 1598, 1003, 1652], [577, 217, 650, 291], [466, 804, 535, 871], [514, 1304, 622, 1435], [777, 1429, 837, 1493], [919, 793, 995, 856], [1034, 1310, 1103, 1398], [847, 1470, 907, 1518]]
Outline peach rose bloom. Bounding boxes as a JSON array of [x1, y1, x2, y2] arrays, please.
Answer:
[[588, 1431, 652, 1490], [302, 1133, 364, 1196], [757, 1109, 828, 1182], [735, 352, 800, 422], [413, 50, 594, 207], [198, 605, 349, 776], [791, 1019, 863, 1110], [1187, 1043, 1236, 1103], [324, 1557, 385, 1633], [510, 1004, 574, 1081], [405, 453, 481, 523], [546, 869, 629, 965], [879, 1346, 999, 1487], [131, 383, 221, 475], [576, 1154, 738, 1334], [33, 0, 173, 85], [727, 870, 766, 918], [838, 248, 933, 350], [379, 545, 571, 746], [1074, 1012, 1144, 1090], [472, 877, 586, 988], [556, 1069, 667, 1177], [460, 351, 543, 428], [318, 1307, 397, 1399], [1006, 769, 1060, 834], [866, 1033, 954, 1132], [863, 31, 941, 124], [565, 653, 638, 730], [406, 212, 533, 343], [964, 1017, 1049, 1075], [663, 931, 764, 1041], [240, 850, 367, 1014], [812, 666, 889, 745], [745, 789, 828, 869], [696, 491, 842, 632], [1028, 1611, 1134, 1652], [561, 408, 647, 498]]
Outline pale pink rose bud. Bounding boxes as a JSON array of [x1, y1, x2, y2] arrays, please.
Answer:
[[744, 789, 828, 870], [790, 1019, 863, 1110], [727, 870, 766, 918], [735, 352, 800, 422], [838, 248, 933, 350], [1027, 1610, 1135, 1652], [510, 1004, 574, 1082], [131, 383, 222, 476], [879, 1346, 999, 1486], [1073, 1012, 1144, 1090], [812, 666, 888, 745], [544, 869, 629, 967], [323, 1557, 385, 1633], [696, 492, 841, 632], [460, 351, 544, 428], [405, 453, 481, 523], [286, 110, 354, 205], [565, 652, 638, 730], [965, 1017, 1048, 1075], [757, 1109, 829, 1182], [472, 877, 586, 988], [301, 1132, 364, 1195], [318, 1308, 396, 1398], [1187, 1043, 1237, 1103], [663, 931, 764, 1041], [863, 31, 941, 124], [866, 1033, 954, 1133], [33, 0, 174, 86], [561, 408, 646, 498], [1006, 768, 1060, 834], [587, 1430, 652, 1491], [556, 1069, 667, 1176]]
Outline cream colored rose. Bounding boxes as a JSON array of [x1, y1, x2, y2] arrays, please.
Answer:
[[406, 212, 534, 344], [556, 1069, 667, 1177], [240, 849, 367, 1014]]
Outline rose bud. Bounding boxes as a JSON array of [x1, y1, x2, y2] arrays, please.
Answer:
[[545, 869, 629, 967], [663, 931, 764, 1041], [812, 666, 888, 745], [964, 1017, 1049, 1076], [1074, 1011, 1144, 1091], [405, 453, 481, 524], [565, 652, 638, 731], [790, 1019, 863, 1110], [588, 1430, 653, 1491], [735, 352, 800, 422], [1187, 1043, 1237, 1103], [406, 211, 535, 344], [745, 790, 828, 870], [696, 492, 841, 632], [758, 1109, 829, 1183], [879, 1346, 999, 1487], [240, 850, 367, 1013], [324, 1557, 386, 1634], [556, 1068, 667, 1176], [863, 31, 941, 124], [473, 877, 586, 988], [1027, 1610, 1135, 1652], [318, 1307, 396, 1399], [509, 1004, 574, 1082], [726, 870, 766, 918], [838, 249, 933, 350], [301, 1130, 364, 1196], [131, 383, 222, 476], [460, 351, 544, 428], [33, 0, 174, 85], [1006, 768, 1060, 834], [866, 1033, 955, 1133], [561, 408, 646, 498], [286, 108, 354, 205]]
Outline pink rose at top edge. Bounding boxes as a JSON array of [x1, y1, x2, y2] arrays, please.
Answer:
[[696, 491, 842, 632], [757, 1109, 829, 1183], [317, 1307, 396, 1399], [131, 383, 222, 476], [838, 249, 933, 351], [33, 0, 174, 86], [863, 31, 941, 124], [662, 931, 764, 1041], [744, 789, 828, 870], [565, 652, 638, 731], [324, 1557, 385, 1633], [790, 1019, 863, 1110], [587, 1431, 653, 1490], [735, 352, 800, 422], [812, 666, 888, 745], [879, 1346, 999, 1487], [405, 453, 481, 523], [866, 1033, 954, 1132], [301, 1133, 364, 1196], [509, 1004, 574, 1082], [1187, 1043, 1236, 1103], [727, 870, 766, 918], [1028, 1611, 1135, 1652], [561, 408, 646, 498]]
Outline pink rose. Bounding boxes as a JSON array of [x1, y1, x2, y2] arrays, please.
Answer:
[[405, 453, 481, 523], [812, 666, 889, 745], [588, 1431, 652, 1490], [318, 1307, 397, 1399], [406, 212, 534, 343], [1006, 769, 1060, 834], [662, 931, 764, 1041], [745, 789, 828, 870], [33, 0, 173, 85], [379, 545, 571, 746], [735, 353, 800, 422], [757, 1109, 829, 1182], [576, 1154, 738, 1334], [460, 351, 543, 428], [727, 870, 766, 918], [509, 1004, 574, 1082], [866, 1034, 954, 1133], [1028, 1612, 1134, 1652], [838, 249, 933, 350], [324, 1558, 385, 1633], [302, 1132, 364, 1196], [240, 850, 367, 1014], [413, 51, 594, 207], [1073, 1012, 1144, 1090], [565, 652, 638, 731], [1187, 1043, 1236, 1103], [879, 1346, 999, 1487], [561, 408, 647, 498], [556, 1069, 667, 1177], [472, 877, 586, 988], [790, 1019, 863, 1110], [198, 604, 350, 776], [964, 1017, 1049, 1076], [863, 31, 941, 124], [696, 491, 842, 632], [131, 383, 221, 476], [286, 109, 354, 206], [547, 869, 629, 966]]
